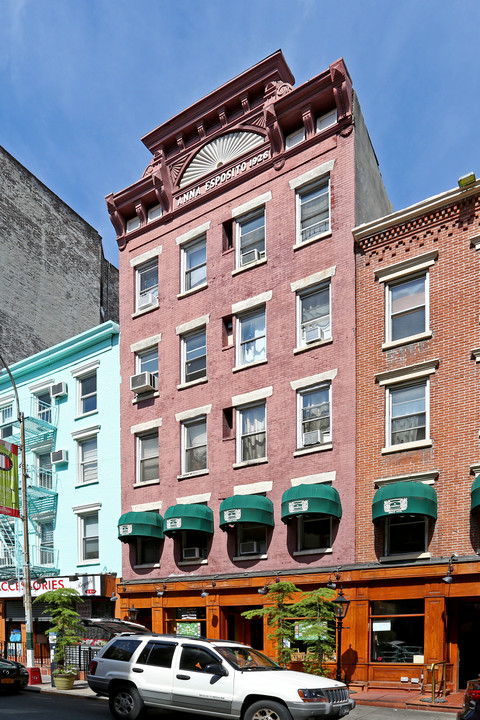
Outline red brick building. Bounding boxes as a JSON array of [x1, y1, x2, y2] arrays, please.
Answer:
[[353, 177, 480, 689], [107, 52, 391, 656]]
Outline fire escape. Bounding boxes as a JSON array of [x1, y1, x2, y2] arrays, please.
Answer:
[[0, 397, 60, 581]]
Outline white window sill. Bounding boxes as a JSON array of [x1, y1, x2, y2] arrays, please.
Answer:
[[294, 443, 333, 457], [293, 547, 333, 556], [178, 558, 208, 566], [132, 303, 159, 319], [382, 439, 432, 454], [133, 479, 160, 488], [294, 337, 333, 354], [380, 552, 431, 562], [232, 257, 267, 276], [133, 562, 160, 569], [382, 331, 432, 351], [132, 391, 159, 404], [293, 230, 332, 251], [233, 554, 267, 562], [75, 410, 98, 421], [177, 469, 209, 480], [233, 458, 268, 469], [75, 480, 99, 488], [177, 377, 208, 390], [232, 359, 267, 373], [177, 282, 208, 300]]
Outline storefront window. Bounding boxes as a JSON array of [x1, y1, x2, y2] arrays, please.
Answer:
[[371, 600, 424, 663], [165, 607, 207, 637]]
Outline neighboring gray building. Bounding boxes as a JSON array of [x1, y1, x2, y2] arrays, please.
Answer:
[[0, 145, 118, 364]]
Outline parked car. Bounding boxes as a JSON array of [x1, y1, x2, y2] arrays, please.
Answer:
[[0, 656, 29, 693], [458, 678, 480, 720], [87, 632, 355, 720]]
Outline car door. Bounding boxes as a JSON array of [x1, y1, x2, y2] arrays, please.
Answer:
[[132, 640, 177, 706], [172, 643, 234, 714]]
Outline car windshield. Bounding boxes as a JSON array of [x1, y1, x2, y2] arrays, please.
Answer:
[[215, 646, 281, 671]]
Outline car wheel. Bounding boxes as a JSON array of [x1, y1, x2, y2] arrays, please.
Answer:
[[244, 699, 293, 720], [109, 685, 144, 720]]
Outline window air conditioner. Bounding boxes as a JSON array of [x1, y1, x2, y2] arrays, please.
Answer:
[[51, 381, 67, 399], [138, 292, 157, 310], [183, 547, 201, 560], [303, 429, 322, 447], [304, 325, 324, 344], [240, 248, 265, 266], [130, 372, 158, 394], [51, 449, 68, 464], [239, 541, 260, 555]]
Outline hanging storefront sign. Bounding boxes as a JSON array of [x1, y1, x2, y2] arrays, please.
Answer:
[[0, 440, 19, 518]]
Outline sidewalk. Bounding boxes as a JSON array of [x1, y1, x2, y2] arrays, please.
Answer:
[[26, 678, 103, 699]]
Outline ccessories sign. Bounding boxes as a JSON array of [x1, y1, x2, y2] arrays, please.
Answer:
[[0, 440, 19, 518]]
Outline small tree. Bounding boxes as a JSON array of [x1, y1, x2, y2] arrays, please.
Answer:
[[242, 581, 336, 674], [34, 588, 84, 675]]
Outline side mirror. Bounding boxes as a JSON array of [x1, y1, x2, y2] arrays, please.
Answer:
[[204, 662, 228, 677]]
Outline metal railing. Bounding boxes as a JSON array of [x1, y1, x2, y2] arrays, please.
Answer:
[[0, 642, 103, 671], [420, 661, 447, 703]]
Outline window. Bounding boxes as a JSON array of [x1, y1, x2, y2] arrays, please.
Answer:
[[237, 308, 266, 366], [387, 274, 427, 342], [236, 209, 265, 268], [138, 641, 176, 667], [78, 372, 97, 415], [136, 260, 159, 311], [147, 204, 162, 222], [237, 403, 266, 463], [297, 178, 330, 243], [0, 404, 13, 439], [78, 436, 98, 484], [370, 600, 424, 663], [182, 235, 206, 292], [36, 390, 52, 423], [182, 418, 207, 474], [102, 638, 142, 661], [298, 384, 331, 448], [298, 283, 331, 346], [39, 522, 54, 565], [386, 514, 428, 556], [137, 431, 159, 483], [36, 452, 53, 489], [388, 381, 427, 447], [285, 127, 305, 149], [80, 512, 99, 562], [136, 536, 161, 565], [126, 216, 141, 233], [182, 329, 207, 384], [136, 347, 158, 378], [180, 646, 219, 672], [181, 530, 209, 562], [296, 515, 331, 552], [316, 109, 337, 133], [237, 523, 267, 556]]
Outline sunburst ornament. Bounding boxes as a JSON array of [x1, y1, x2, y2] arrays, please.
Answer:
[[180, 131, 264, 187]]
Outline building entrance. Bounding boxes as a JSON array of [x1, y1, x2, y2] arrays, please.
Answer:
[[457, 601, 480, 688], [225, 607, 263, 650]]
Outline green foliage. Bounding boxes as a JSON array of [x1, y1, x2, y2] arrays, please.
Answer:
[[242, 581, 336, 674], [34, 588, 84, 672]]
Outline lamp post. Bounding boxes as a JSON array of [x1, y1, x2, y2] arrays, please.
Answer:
[[0, 351, 35, 670], [333, 588, 350, 683]]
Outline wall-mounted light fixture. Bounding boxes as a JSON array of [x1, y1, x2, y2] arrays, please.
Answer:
[[128, 605, 139, 622], [257, 576, 280, 595], [155, 582, 167, 597], [110, 591, 119, 602], [200, 580, 216, 598], [442, 552, 458, 584], [326, 567, 341, 590]]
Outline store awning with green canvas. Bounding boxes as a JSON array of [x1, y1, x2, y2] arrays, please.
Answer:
[[471, 475, 480, 512], [163, 504, 214, 536], [219, 495, 274, 530], [372, 481, 437, 522], [281, 483, 342, 523], [117, 512, 164, 542]]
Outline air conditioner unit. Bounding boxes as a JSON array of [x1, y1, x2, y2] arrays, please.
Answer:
[[183, 547, 201, 560], [240, 248, 265, 266], [303, 429, 321, 447], [50, 449, 68, 464], [239, 541, 260, 555], [138, 292, 157, 310], [51, 381, 67, 399], [304, 324, 324, 344], [130, 372, 158, 394]]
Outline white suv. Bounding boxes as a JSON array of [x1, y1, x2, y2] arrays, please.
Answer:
[[87, 632, 355, 720]]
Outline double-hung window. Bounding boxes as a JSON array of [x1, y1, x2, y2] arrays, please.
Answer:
[[78, 436, 98, 484], [298, 384, 332, 448], [297, 515, 332, 552], [182, 329, 207, 384], [297, 178, 330, 242], [81, 512, 99, 562], [237, 308, 266, 367], [0, 403, 13, 439], [182, 235, 207, 292], [387, 275, 427, 342], [388, 382, 427, 447], [236, 210, 265, 268], [137, 347, 158, 378], [79, 372, 97, 415], [136, 260, 159, 311], [182, 417, 207, 474], [237, 402, 266, 463], [39, 522, 54, 565], [299, 283, 331, 346], [36, 390, 52, 423], [37, 452, 53, 490], [137, 431, 159, 484]]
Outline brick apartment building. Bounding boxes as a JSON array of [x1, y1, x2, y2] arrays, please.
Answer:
[[353, 177, 480, 689], [107, 51, 391, 654]]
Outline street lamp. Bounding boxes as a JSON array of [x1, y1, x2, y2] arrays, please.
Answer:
[[128, 605, 139, 622], [332, 588, 350, 682]]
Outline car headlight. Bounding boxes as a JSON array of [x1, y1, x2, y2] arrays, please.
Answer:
[[298, 689, 326, 702]]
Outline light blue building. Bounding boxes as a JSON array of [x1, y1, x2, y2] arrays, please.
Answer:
[[0, 322, 120, 632]]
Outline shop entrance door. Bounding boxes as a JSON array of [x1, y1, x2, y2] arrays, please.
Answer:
[[225, 607, 263, 650], [458, 601, 480, 688]]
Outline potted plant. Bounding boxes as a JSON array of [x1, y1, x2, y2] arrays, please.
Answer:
[[34, 587, 84, 689]]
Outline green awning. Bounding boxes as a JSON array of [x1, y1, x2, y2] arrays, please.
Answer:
[[219, 495, 274, 529], [372, 481, 437, 522], [163, 504, 214, 536], [117, 512, 164, 542], [471, 475, 480, 512], [281, 484, 342, 522]]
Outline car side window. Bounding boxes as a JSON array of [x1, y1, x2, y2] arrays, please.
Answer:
[[137, 641, 177, 668], [179, 646, 219, 673], [102, 639, 142, 662]]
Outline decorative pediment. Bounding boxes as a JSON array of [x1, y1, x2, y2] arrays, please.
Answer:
[[179, 131, 264, 188]]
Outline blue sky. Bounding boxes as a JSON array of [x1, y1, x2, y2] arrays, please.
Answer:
[[1, 0, 479, 266]]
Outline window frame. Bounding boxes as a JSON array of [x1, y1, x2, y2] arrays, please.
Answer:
[[297, 382, 332, 450], [77, 371, 97, 416], [0, 402, 14, 439], [236, 307, 267, 368], [135, 259, 159, 312], [136, 346, 159, 378], [79, 511, 99, 563], [38, 520, 55, 566], [181, 416, 208, 476], [236, 522, 268, 557], [296, 176, 331, 244], [77, 435, 98, 485], [296, 514, 332, 553], [236, 401, 267, 465], [181, 234, 207, 294], [136, 430, 159, 485], [181, 327, 207, 385], [385, 272, 429, 344], [384, 514, 429, 557], [235, 208, 266, 269], [386, 379, 429, 449], [297, 281, 331, 348]]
